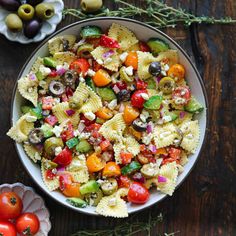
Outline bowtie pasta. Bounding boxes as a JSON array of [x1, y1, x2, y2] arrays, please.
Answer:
[[7, 23, 204, 218]]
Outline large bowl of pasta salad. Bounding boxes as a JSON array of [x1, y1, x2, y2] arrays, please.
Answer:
[[8, 17, 208, 217]]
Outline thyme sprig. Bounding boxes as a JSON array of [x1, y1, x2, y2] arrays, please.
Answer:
[[63, 0, 236, 28]]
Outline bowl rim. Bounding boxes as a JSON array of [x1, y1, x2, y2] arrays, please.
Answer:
[[10, 16, 209, 216]]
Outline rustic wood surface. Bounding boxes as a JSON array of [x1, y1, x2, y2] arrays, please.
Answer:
[[0, 0, 235, 235]]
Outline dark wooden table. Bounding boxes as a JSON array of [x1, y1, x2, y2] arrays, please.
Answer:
[[0, 0, 235, 235]]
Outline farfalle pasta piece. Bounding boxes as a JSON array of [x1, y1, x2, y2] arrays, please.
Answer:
[[30, 57, 44, 73], [24, 144, 42, 163], [156, 49, 178, 66], [173, 111, 193, 125], [157, 162, 178, 196], [153, 123, 179, 148], [180, 120, 200, 153], [96, 194, 128, 218], [91, 46, 120, 72], [18, 75, 39, 107], [108, 23, 138, 51], [52, 102, 80, 127], [53, 51, 77, 65], [7, 113, 34, 143], [137, 51, 158, 80]]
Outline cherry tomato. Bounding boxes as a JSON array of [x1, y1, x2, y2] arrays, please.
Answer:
[[136, 79, 148, 90], [169, 147, 181, 159], [168, 63, 185, 80], [92, 60, 102, 72], [128, 182, 150, 204], [139, 41, 150, 52], [102, 162, 121, 177], [118, 176, 131, 188], [0, 192, 23, 220], [48, 70, 57, 77], [162, 158, 180, 166], [45, 169, 56, 180], [80, 114, 95, 126], [70, 58, 90, 76], [60, 122, 74, 142], [86, 123, 101, 132], [131, 90, 148, 108], [0, 221, 17, 236], [172, 86, 191, 105], [16, 213, 40, 236], [120, 152, 133, 165], [59, 173, 73, 191], [125, 52, 138, 70], [86, 153, 105, 172], [99, 35, 120, 48], [53, 147, 72, 167], [100, 140, 111, 151]]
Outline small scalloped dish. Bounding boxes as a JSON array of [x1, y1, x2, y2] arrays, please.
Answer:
[[0, 0, 64, 44], [0, 183, 51, 236]]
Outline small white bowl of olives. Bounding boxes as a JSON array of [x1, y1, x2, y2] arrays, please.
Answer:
[[0, 0, 64, 43]]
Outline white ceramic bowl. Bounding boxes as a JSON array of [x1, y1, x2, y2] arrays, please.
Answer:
[[0, 183, 51, 235], [11, 17, 208, 216], [0, 0, 64, 44]]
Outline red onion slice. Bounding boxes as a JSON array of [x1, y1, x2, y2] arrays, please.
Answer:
[[102, 50, 115, 59], [147, 121, 154, 134], [65, 109, 75, 116], [158, 175, 167, 183]]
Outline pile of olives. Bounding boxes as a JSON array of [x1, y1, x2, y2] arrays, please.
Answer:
[[0, 0, 55, 38]]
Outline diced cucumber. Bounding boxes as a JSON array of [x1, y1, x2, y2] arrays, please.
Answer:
[[66, 198, 87, 208], [35, 70, 45, 81], [121, 161, 141, 175], [77, 43, 94, 58], [86, 77, 96, 91], [144, 95, 163, 110], [41, 123, 54, 138], [80, 25, 102, 38], [80, 180, 100, 195], [43, 57, 57, 68], [66, 137, 79, 149], [184, 97, 204, 113], [168, 112, 178, 121], [31, 104, 43, 119], [21, 105, 33, 114], [147, 78, 156, 89], [97, 87, 116, 101], [76, 139, 92, 153], [120, 66, 134, 82], [147, 38, 169, 55]]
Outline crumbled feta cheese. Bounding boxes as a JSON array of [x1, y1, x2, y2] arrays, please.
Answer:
[[87, 69, 96, 77], [73, 130, 80, 137], [78, 132, 90, 139], [174, 97, 186, 105], [51, 168, 57, 174], [157, 119, 164, 125], [94, 146, 102, 154], [84, 112, 96, 121], [104, 57, 113, 64], [181, 90, 186, 95], [164, 64, 170, 71], [140, 93, 149, 100], [162, 115, 172, 122], [25, 115, 37, 122], [142, 110, 149, 118], [52, 126, 63, 137], [108, 99, 117, 109], [119, 52, 128, 62], [108, 197, 117, 207], [124, 66, 133, 76], [34, 152, 41, 161], [96, 179, 105, 185], [39, 65, 51, 77], [186, 133, 194, 139], [97, 59, 104, 65], [53, 98, 60, 105], [161, 70, 167, 76], [160, 131, 171, 139], [55, 146, 62, 156], [79, 76, 85, 82], [27, 87, 33, 93]]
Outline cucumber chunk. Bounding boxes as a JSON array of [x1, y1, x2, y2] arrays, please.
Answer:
[[43, 57, 57, 68], [85, 77, 96, 91], [147, 38, 169, 55], [66, 198, 87, 208], [21, 105, 33, 114], [80, 25, 102, 38], [121, 161, 141, 175], [144, 95, 163, 110], [184, 97, 204, 113], [41, 123, 54, 138], [97, 87, 116, 101], [76, 139, 92, 153], [80, 180, 100, 195]]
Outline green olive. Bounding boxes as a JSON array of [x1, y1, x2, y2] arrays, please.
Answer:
[[158, 76, 175, 94], [140, 163, 159, 178], [80, 0, 103, 13], [101, 178, 118, 195], [44, 137, 64, 157], [77, 43, 94, 58], [18, 4, 35, 21], [84, 189, 103, 206], [35, 3, 55, 20], [120, 66, 134, 82], [5, 14, 23, 32]]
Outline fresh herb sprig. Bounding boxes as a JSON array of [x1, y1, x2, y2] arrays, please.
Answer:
[[63, 0, 236, 28]]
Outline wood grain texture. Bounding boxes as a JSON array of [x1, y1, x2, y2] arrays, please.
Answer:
[[0, 0, 235, 235]]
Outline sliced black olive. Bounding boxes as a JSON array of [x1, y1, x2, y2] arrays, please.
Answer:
[[132, 118, 147, 132], [62, 70, 77, 87], [28, 128, 44, 144], [62, 39, 69, 51], [49, 81, 65, 96], [148, 61, 161, 76], [117, 89, 131, 102]]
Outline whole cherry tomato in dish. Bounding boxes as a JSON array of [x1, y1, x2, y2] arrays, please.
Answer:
[[16, 213, 40, 236], [70, 58, 90, 76], [0, 221, 17, 236], [128, 182, 150, 204], [172, 86, 191, 105], [131, 90, 148, 108], [0, 192, 23, 220]]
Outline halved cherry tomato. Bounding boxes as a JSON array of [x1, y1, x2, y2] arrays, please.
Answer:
[[93, 69, 111, 87], [16, 213, 39, 236], [0, 192, 23, 220], [42, 97, 54, 110], [168, 63, 185, 80], [100, 140, 111, 151], [156, 147, 168, 156], [96, 107, 113, 120], [139, 41, 150, 52], [62, 183, 81, 197], [103, 162, 121, 177], [61, 122, 74, 142], [128, 182, 150, 204], [120, 152, 133, 165], [136, 79, 148, 90], [161, 158, 180, 165], [70, 58, 90, 76], [44, 115, 58, 126], [92, 60, 102, 72], [0, 221, 17, 236], [86, 123, 101, 132], [53, 147, 72, 167], [59, 173, 73, 191], [45, 169, 56, 180], [99, 35, 120, 48], [123, 105, 140, 124], [172, 86, 191, 105], [86, 153, 105, 172], [125, 51, 138, 70], [169, 147, 181, 159], [131, 90, 148, 108], [118, 175, 131, 188]]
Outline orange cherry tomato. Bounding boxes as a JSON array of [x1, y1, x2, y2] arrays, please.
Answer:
[[118, 175, 131, 188], [103, 162, 121, 177], [86, 153, 105, 172], [167, 63, 185, 80], [95, 107, 113, 120], [124, 51, 138, 70], [156, 148, 168, 156], [62, 183, 81, 197], [93, 69, 111, 87], [128, 127, 142, 140], [70, 58, 90, 76], [100, 140, 111, 151], [123, 105, 140, 124], [120, 152, 133, 165]]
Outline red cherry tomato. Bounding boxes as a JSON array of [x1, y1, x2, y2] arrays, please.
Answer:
[[16, 213, 40, 236], [0, 192, 23, 220], [0, 221, 17, 236], [136, 79, 148, 90], [128, 182, 150, 204], [44, 115, 58, 126], [45, 169, 56, 180], [99, 35, 120, 48], [61, 122, 74, 142], [48, 70, 58, 77], [131, 90, 148, 108], [59, 173, 73, 191], [92, 60, 102, 72], [118, 176, 131, 188], [70, 58, 90, 76], [86, 123, 101, 132], [53, 147, 72, 167], [80, 114, 95, 126], [139, 41, 150, 52], [172, 86, 191, 105]]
